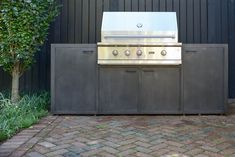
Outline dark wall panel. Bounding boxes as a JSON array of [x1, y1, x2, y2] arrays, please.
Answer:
[[125, 0, 132, 11], [60, 0, 68, 43], [82, 0, 89, 43], [208, 0, 221, 43], [89, 0, 96, 43], [187, 0, 194, 43], [193, 0, 200, 43], [153, 0, 160, 11], [0, 0, 235, 98], [75, 0, 82, 43], [146, 0, 152, 11], [200, 0, 208, 43], [68, 0, 75, 43], [179, 0, 187, 42], [160, 0, 166, 11], [228, 0, 235, 98]]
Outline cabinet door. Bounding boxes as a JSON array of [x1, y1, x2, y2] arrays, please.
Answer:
[[51, 45, 97, 114], [99, 67, 138, 114], [183, 45, 226, 113], [140, 67, 181, 114]]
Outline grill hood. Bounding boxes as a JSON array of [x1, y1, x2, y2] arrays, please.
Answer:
[[101, 12, 178, 43]]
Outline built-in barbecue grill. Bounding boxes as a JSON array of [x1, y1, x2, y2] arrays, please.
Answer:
[[97, 12, 182, 65]]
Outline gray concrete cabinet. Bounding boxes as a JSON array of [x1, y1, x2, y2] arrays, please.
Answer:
[[51, 44, 97, 114], [99, 67, 139, 114], [139, 67, 181, 114], [99, 66, 181, 114], [183, 44, 228, 114]]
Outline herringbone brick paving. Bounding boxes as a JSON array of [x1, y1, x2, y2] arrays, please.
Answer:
[[1, 115, 235, 157]]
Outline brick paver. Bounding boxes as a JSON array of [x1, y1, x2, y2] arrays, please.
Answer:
[[1, 115, 235, 157]]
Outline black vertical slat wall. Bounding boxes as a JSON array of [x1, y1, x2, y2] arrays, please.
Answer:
[[0, 0, 235, 98]]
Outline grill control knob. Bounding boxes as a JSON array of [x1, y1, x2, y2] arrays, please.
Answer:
[[136, 50, 142, 56], [125, 50, 131, 56], [112, 50, 119, 56], [161, 50, 167, 56]]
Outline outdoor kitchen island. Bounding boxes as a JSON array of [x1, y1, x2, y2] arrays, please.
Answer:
[[51, 12, 228, 115], [51, 44, 227, 115]]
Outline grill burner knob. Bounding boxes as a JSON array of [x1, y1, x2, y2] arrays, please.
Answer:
[[125, 50, 131, 56], [136, 50, 142, 56], [161, 50, 167, 56], [112, 50, 119, 56]]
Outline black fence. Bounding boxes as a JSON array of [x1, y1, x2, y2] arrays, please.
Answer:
[[1, 0, 235, 98]]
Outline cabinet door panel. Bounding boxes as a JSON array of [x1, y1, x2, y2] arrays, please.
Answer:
[[140, 67, 181, 113], [183, 46, 225, 113], [53, 46, 96, 114], [99, 67, 138, 114]]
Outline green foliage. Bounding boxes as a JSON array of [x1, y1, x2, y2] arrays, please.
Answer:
[[0, 0, 60, 73], [0, 92, 50, 141]]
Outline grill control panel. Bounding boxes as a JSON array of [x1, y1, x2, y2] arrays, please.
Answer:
[[98, 46, 182, 65]]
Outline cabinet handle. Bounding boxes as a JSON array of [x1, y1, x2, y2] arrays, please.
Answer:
[[185, 50, 198, 53], [125, 70, 137, 73], [82, 50, 94, 54], [143, 70, 154, 72]]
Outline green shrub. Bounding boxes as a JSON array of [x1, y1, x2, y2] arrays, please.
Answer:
[[0, 92, 50, 141], [0, 1, 60, 102]]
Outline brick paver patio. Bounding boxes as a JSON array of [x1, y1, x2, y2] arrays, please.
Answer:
[[1, 115, 235, 157]]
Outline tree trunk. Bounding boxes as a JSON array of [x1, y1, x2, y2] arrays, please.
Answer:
[[11, 63, 20, 103]]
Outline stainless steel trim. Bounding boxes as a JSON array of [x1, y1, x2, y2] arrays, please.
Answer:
[[98, 46, 182, 65], [98, 59, 182, 65], [97, 42, 182, 46]]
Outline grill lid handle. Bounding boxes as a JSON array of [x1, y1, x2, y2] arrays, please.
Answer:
[[104, 35, 176, 39]]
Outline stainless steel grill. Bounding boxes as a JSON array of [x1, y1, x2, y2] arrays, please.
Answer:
[[98, 12, 182, 65]]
